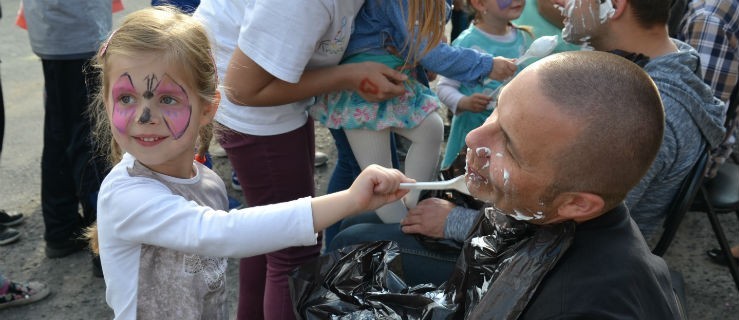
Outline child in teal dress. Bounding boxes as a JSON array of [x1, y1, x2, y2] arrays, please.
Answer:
[[437, 0, 535, 169]]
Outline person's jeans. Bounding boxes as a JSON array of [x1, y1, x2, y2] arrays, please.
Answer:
[[329, 212, 459, 287], [1, 69, 5, 157], [40, 58, 106, 244]]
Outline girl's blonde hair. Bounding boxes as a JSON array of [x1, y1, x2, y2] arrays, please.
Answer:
[[404, 0, 448, 65], [90, 5, 218, 166], [87, 6, 218, 254]]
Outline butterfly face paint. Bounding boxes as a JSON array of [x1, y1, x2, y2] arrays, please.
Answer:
[[155, 74, 192, 139], [497, 0, 513, 10], [110, 73, 192, 139], [111, 73, 138, 134]]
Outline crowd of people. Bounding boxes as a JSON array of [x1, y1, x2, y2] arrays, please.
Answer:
[[1, 0, 737, 318]]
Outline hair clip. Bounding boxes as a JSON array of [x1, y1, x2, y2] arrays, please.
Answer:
[[98, 28, 119, 58]]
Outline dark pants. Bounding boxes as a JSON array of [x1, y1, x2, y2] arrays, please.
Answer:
[[219, 119, 321, 320], [40, 59, 106, 244], [0, 70, 4, 157]]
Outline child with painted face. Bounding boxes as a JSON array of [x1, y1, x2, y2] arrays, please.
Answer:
[[310, 0, 518, 223], [436, 0, 534, 170], [89, 7, 413, 319]]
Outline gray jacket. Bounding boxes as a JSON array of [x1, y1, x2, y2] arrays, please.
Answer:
[[627, 39, 726, 237], [23, 0, 112, 59], [445, 40, 727, 241]]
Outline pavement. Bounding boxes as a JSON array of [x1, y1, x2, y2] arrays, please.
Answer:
[[0, 0, 737, 319]]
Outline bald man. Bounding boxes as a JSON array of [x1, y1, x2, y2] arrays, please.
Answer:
[[308, 51, 682, 319]]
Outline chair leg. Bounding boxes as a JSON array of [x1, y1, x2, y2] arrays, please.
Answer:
[[701, 186, 739, 292]]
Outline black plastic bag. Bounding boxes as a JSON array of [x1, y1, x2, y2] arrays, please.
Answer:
[[290, 240, 457, 319], [290, 208, 575, 319]]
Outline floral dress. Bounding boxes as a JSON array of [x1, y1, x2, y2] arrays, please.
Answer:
[[310, 53, 440, 130]]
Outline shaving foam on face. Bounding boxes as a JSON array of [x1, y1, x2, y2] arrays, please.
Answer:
[[560, 0, 614, 46]]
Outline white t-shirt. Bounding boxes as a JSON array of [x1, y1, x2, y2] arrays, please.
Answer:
[[98, 153, 317, 319], [195, 0, 365, 136]]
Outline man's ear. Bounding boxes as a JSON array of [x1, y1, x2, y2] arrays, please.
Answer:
[[199, 90, 220, 126], [609, 0, 628, 20], [555, 192, 605, 222]]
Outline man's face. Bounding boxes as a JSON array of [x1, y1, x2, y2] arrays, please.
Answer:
[[464, 68, 580, 223], [551, 0, 615, 45]]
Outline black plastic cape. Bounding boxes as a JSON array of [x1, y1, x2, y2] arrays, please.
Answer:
[[290, 207, 576, 319]]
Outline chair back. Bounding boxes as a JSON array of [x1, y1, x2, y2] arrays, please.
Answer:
[[652, 149, 710, 256]]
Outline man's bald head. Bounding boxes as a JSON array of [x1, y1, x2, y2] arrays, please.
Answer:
[[533, 51, 664, 210]]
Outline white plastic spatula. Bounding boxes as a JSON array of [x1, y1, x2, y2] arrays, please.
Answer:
[[399, 175, 470, 195], [515, 35, 559, 66]]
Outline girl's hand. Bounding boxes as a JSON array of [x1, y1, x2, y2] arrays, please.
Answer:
[[488, 57, 517, 81], [457, 94, 492, 113], [347, 62, 408, 102], [349, 165, 413, 212], [310, 165, 412, 232]]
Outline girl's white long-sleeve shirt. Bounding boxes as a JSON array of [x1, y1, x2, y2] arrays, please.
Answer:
[[98, 153, 317, 319]]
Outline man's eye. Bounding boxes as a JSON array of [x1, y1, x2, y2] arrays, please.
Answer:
[[160, 96, 178, 105]]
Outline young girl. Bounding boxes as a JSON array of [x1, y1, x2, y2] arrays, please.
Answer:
[[310, 0, 517, 223], [90, 7, 412, 319], [437, 0, 534, 169]]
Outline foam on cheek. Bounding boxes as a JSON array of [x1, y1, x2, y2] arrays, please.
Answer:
[[472, 151, 546, 221], [559, 0, 612, 48], [111, 75, 137, 134]]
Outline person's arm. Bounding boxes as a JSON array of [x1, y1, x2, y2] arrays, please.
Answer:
[[444, 206, 480, 242], [224, 49, 407, 106], [311, 165, 412, 231], [223, 0, 407, 107], [680, 14, 738, 104], [436, 76, 465, 113], [381, 0, 514, 83], [99, 165, 411, 258], [436, 76, 492, 114]]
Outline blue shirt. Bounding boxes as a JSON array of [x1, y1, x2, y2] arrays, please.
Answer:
[[345, 0, 493, 84]]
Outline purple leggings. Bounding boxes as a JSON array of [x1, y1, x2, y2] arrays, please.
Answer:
[[218, 119, 321, 320]]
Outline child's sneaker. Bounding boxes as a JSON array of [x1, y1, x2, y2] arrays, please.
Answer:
[[315, 151, 329, 167], [0, 210, 24, 227], [0, 225, 20, 246], [231, 171, 242, 191]]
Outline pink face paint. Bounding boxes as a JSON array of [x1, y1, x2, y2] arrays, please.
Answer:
[[497, 0, 513, 10], [111, 73, 138, 134], [156, 74, 192, 140]]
